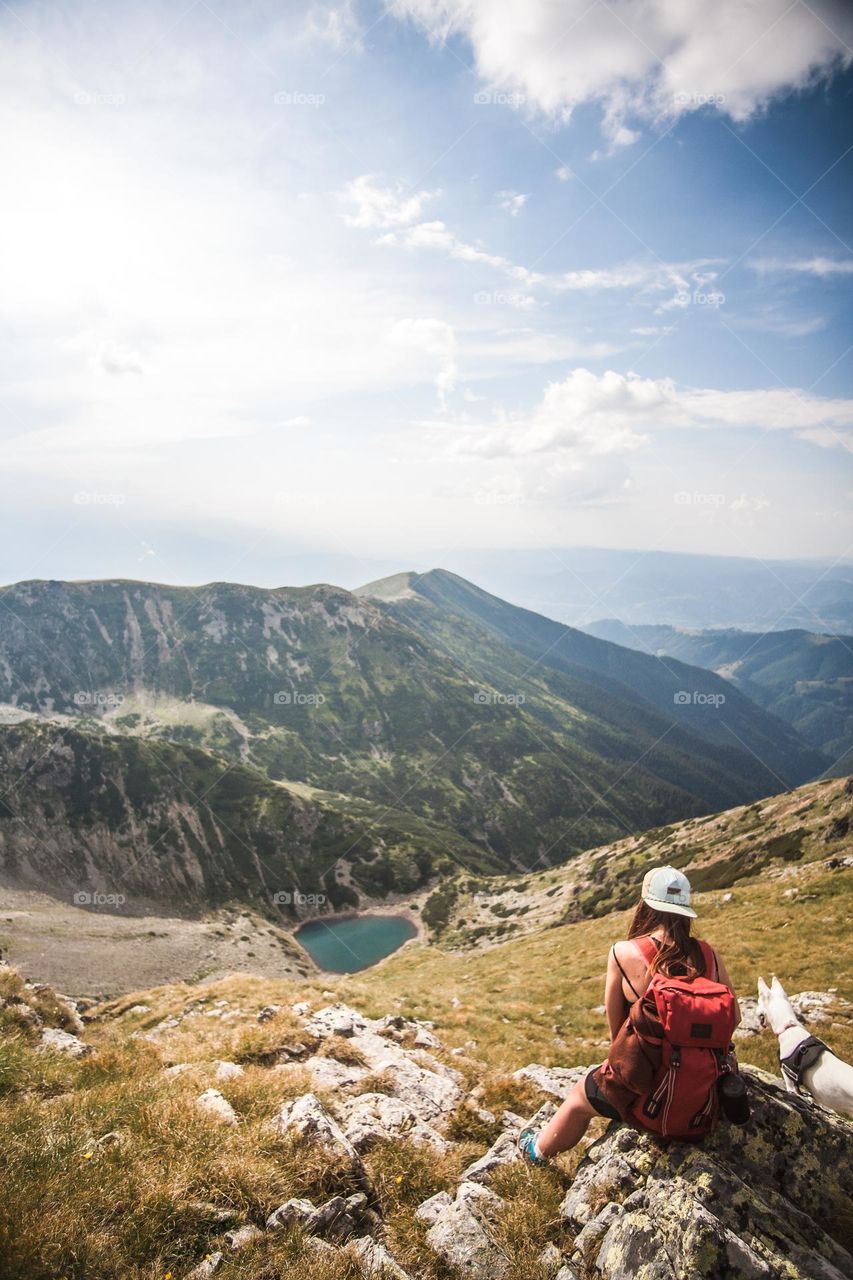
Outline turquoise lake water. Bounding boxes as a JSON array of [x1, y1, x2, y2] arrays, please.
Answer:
[[294, 913, 418, 973]]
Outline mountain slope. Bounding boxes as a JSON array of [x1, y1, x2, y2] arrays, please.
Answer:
[[0, 720, 493, 914], [0, 576, 816, 869], [356, 568, 826, 788], [2, 777, 852, 1280], [583, 619, 853, 768]]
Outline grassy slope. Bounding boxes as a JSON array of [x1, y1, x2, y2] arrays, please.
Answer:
[[1, 791, 852, 1278]]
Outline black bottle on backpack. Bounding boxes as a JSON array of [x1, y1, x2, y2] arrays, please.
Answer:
[[718, 1065, 750, 1124]]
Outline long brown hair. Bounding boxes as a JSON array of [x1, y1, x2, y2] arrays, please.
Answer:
[[628, 902, 705, 977]]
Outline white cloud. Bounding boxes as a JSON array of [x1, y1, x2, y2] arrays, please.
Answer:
[[751, 256, 853, 277], [378, 217, 542, 284], [496, 189, 528, 216], [451, 367, 853, 465], [338, 174, 437, 229], [390, 0, 853, 142], [301, 0, 361, 50], [356, 182, 720, 308], [555, 165, 573, 181]]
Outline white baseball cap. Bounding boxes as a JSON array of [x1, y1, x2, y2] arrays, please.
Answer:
[[641, 865, 697, 918]]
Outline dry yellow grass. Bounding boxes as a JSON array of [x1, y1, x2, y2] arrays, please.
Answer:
[[1, 852, 851, 1278]]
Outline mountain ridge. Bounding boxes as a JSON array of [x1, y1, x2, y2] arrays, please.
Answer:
[[0, 573, 824, 875]]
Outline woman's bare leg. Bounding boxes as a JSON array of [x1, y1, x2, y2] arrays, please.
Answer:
[[536, 1079, 598, 1157]]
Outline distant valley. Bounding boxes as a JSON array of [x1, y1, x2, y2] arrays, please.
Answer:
[[584, 619, 853, 772]]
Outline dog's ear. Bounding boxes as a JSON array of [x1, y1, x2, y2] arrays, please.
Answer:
[[771, 975, 787, 997], [757, 976, 770, 1002]]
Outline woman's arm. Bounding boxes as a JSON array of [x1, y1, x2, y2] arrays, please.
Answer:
[[714, 950, 742, 1028], [604, 946, 629, 1041]]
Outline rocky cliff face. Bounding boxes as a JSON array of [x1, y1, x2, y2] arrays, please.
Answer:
[[0, 720, 473, 914]]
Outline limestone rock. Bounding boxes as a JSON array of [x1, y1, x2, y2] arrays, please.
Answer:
[[266, 1192, 368, 1242], [213, 1060, 244, 1080], [415, 1191, 452, 1225], [37, 1027, 91, 1057], [273, 1091, 368, 1183], [341, 1092, 449, 1153], [425, 1180, 509, 1279], [293, 1004, 462, 1120], [459, 1101, 555, 1184], [350, 1235, 414, 1278], [195, 1089, 238, 1125], [560, 1067, 853, 1279], [223, 1224, 263, 1250], [513, 1063, 587, 1098]]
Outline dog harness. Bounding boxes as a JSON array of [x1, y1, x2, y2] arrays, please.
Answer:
[[780, 1035, 829, 1091]]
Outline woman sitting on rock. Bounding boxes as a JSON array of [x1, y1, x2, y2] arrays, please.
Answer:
[[518, 865, 740, 1163]]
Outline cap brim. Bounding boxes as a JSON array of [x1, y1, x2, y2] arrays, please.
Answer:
[[643, 895, 697, 919]]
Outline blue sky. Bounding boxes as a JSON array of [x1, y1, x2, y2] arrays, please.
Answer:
[[1, 0, 852, 587]]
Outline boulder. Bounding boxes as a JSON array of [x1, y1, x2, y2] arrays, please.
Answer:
[[424, 1181, 509, 1279], [350, 1235, 414, 1278], [195, 1090, 238, 1125], [414, 1191, 452, 1225], [272, 1092, 368, 1184], [266, 1192, 368, 1242], [37, 1027, 91, 1057], [223, 1224, 263, 1250], [213, 1060, 244, 1080], [513, 1063, 587, 1098], [341, 1092, 449, 1153], [560, 1067, 853, 1279]]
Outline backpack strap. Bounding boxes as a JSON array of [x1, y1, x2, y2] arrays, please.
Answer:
[[697, 940, 718, 981]]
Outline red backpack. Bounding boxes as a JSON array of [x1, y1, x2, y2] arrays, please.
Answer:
[[627, 937, 738, 1140]]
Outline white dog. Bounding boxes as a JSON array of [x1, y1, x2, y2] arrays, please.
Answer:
[[757, 976, 853, 1120]]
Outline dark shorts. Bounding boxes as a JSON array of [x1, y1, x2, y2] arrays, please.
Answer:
[[585, 1066, 622, 1121]]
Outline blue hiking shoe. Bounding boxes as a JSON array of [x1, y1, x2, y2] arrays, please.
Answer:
[[517, 1127, 547, 1166]]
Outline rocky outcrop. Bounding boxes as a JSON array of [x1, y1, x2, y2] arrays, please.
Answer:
[[560, 1067, 853, 1279], [277, 1002, 464, 1121], [424, 1181, 511, 1279]]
